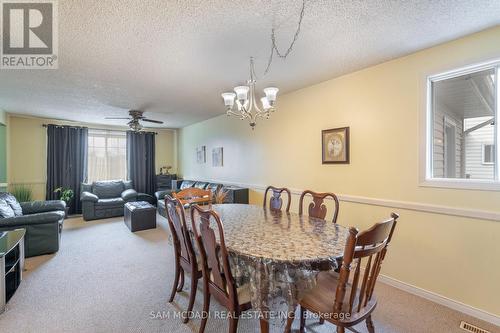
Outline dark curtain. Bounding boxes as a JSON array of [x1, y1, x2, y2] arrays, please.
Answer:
[[126, 131, 156, 195], [46, 125, 88, 214]]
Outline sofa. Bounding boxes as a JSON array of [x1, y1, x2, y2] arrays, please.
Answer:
[[155, 180, 250, 218], [155, 180, 222, 217], [80, 180, 155, 221], [0, 192, 66, 257]]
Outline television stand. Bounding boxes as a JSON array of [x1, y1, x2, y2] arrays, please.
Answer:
[[0, 228, 25, 314]]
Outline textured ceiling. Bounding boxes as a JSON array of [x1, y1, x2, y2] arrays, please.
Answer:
[[1, 0, 499, 128]]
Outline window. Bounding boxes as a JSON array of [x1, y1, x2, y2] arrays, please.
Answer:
[[483, 144, 495, 164], [425, 60, 500, 189], [88, 130, 127, 182]]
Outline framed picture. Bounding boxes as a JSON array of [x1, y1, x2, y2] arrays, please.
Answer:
[[212, 147, 223, 167], [322, 127, 350, 164], [196, 145, 206, 164]]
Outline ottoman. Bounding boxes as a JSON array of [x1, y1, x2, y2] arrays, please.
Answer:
[[124, 201, 156, 232]]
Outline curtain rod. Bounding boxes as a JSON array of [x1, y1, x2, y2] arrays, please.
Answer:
[[42, 124, 158, 135]]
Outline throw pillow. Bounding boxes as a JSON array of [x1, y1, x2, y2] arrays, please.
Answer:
[[4, 193, 23, 216], [0, 199, 15, 218]]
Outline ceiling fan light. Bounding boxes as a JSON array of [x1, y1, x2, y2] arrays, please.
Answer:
[[263, 87, 279, 105]]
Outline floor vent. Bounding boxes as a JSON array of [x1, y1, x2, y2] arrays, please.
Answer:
[[460, 321, 490, 333]]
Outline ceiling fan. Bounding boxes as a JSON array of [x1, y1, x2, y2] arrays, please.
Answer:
[[105, 110, 164, 131]]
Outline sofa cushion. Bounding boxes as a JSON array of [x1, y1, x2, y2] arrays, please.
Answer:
[[0, 193, 23, 216], [0, 199, 15, 218], [123, 180, 133, 190], [121, 189, 138, 201], [0, 211, 65, 226], [20, 200, 66, 215], [92, 181, 125, 199], [95, 198, 125, 208], [81, 183, 92, 193], [194, 182, 209, 189], [180, 180, 195, 190]]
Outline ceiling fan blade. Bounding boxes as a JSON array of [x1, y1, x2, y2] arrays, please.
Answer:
[[105, 117, 132, 120], [142, 118, 164, 124]]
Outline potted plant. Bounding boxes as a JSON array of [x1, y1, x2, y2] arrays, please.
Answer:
[[54, 187, 74, 217], [10, 184, 33, 202]]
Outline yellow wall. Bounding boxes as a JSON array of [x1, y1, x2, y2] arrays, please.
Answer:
[[179, 26, 500, 316], [7, 115, 177, 200]]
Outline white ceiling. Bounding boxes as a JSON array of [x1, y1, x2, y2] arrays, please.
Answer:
[[1, 0, 499, 128]]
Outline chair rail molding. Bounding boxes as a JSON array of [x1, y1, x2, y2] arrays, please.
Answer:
[[182, 177, 500, 222]]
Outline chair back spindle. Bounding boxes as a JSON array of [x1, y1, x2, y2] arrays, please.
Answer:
[[333, 213, 399, 317], [165, 195, 197, 266], [299, 190, 340, 223], [190, 205, 237, 304], [263, 186, 292, 212]]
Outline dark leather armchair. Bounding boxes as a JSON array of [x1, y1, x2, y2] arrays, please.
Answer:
[[0, 192, 65, 257], [81, 180, 155, 221]]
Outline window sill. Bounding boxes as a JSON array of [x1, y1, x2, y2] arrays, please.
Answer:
[[420, 179, 500, 191]]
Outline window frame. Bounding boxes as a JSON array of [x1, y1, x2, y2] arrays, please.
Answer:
[[420, 59, 500, 191], [482, 144, 495, 165], [87, 129, 128, 182]]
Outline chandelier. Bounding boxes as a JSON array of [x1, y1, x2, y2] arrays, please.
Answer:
[[221, 0, 306, 129], [221, 57, 279, 130]]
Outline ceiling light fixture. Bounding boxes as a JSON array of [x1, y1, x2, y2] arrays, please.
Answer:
[[221, 0, 306, 129], [221, 57, 279, 130]]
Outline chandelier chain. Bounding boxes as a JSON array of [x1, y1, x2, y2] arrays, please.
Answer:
[[263, 0, 307, 75]]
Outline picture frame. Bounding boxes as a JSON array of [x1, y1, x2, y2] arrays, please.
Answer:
[[322, 127, 350, 164], [196, 145, 206, 164], [212, 147, 223, 167]]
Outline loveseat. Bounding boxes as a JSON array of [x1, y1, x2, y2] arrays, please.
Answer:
[[0, 192, 66, 257], [80, 180, 155, 221]]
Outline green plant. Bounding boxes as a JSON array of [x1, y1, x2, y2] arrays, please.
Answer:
[[54, 187, 74, 205], [10, 184, 33, 202]]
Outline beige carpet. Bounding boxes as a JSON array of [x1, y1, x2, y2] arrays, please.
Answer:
[[0, 215, 497, 333]]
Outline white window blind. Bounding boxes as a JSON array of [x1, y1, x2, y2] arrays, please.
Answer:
[[87, 130, 127, 182]]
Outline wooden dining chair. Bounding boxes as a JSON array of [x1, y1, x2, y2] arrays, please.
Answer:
[[299, 189, 340, 223], [173, 187, 212, 207], [165, 195, 203, 323], [263, 186, 292, 212], [292, 213, 399, 333], [190, 204, 252, 333]]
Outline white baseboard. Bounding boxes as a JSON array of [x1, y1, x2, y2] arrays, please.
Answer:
[[378, 274, 500, 327]]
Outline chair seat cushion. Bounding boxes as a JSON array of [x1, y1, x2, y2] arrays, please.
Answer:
[[95, 198, 125, 208], [300, 271, 377, 324]]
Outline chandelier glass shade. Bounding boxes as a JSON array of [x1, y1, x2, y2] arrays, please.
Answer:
[[221, 58, 279, 129]]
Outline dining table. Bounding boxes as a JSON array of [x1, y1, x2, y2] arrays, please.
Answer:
[[188, 203, 350, 333]]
